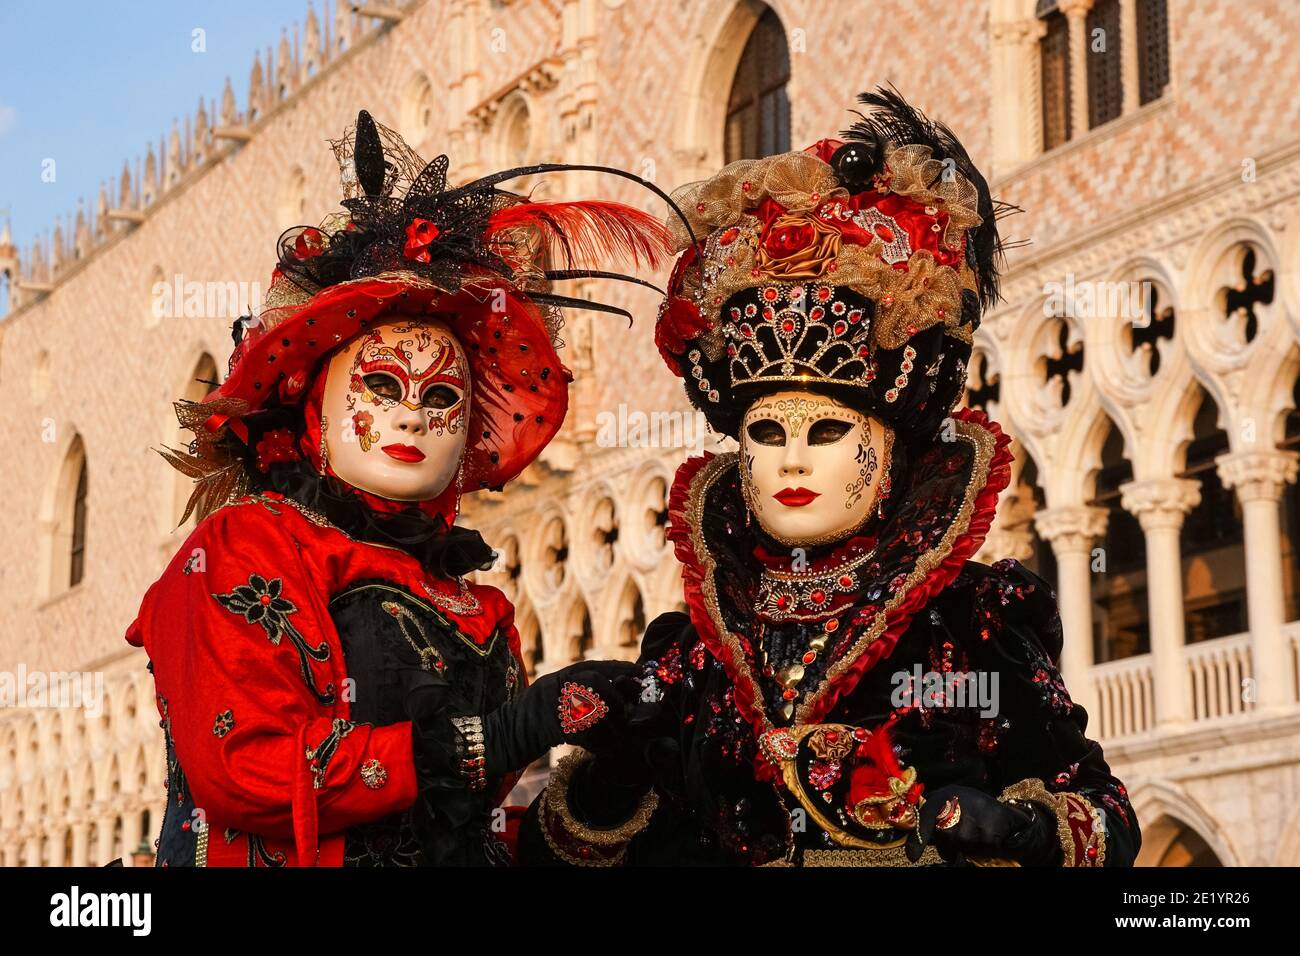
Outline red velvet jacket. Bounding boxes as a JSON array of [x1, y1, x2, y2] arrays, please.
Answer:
[[126, 492, 523, 866]]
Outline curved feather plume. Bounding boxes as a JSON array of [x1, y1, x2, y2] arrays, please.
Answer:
[[485, 200, 673, 272]]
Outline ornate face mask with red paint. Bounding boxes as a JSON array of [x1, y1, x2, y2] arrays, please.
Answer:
[[739, 389, 892, 547], [321, 317, 470, 502]]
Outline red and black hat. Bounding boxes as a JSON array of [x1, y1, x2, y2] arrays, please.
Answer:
[[654, 88, 1008, 442], [167, 111, 672, 523]]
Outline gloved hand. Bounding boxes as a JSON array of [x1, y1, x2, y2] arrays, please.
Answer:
[[478, 659, 638, 776], [905, 784, 1058, 865]]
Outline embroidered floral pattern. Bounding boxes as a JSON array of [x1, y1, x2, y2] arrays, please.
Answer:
[[213, 574, 335, 704], [212, 709, 235, 738], [305, 717, 356, 790]]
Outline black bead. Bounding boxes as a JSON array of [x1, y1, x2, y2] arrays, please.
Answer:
[[831, 138, 883, 192], [513, 413, 524, 422], [540, 367, 550, 380]]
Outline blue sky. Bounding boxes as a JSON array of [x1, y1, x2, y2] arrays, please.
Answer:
[[0, 0, 312, 253]]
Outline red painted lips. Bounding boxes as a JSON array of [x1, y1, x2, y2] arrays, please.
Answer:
[[773, 487, 820, 507], [381, 443, 426, 463]]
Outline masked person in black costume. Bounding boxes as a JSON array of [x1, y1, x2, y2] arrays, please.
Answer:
[[520, 90, 1140, 868]]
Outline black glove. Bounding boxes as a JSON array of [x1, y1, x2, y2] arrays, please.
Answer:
[[480, 659, 638, 776], [905, 784, 1059, 865]]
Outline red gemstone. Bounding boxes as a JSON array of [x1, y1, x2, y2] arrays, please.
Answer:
[[825, 730, 838, 743], [775, 595, 789, 609], [260, 595, 272, 605], [802, 651, 816, 665], [564, 691, 597, 722], [782, 689, 797, 701], [825, 619, 840, 633], [874, 224, 895, 242], [810, 589, 826, 604], [839, 575, 853, 588]]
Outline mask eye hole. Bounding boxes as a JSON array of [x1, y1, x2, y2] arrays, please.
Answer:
[[746, 418, 786, 446], [363, 373, 402, 402], [808, 418, 854, 446], [421, 384, 461, 409]]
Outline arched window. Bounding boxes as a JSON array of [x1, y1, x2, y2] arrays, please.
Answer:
[[724, 7, 791, 162], [69, 457, 88, 587], [1136, 0, 1170, 105], [43, 434, 89, 596], [1085, 0, 1123, 129], [1038, 2, 1072, 150]]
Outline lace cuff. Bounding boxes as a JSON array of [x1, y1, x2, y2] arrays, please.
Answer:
[[999, 778, 1106, 867], [537, 751, 659, 867]]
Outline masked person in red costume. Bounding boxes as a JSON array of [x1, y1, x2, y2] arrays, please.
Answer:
[[521, 90, 1140, 868], [127, 111, 672, 867]]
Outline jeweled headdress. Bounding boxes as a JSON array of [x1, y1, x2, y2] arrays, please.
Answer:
[[655, 88, 1008, 441]]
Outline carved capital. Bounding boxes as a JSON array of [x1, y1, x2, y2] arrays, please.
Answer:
[[1215, 450, 1299, 504], [1034, 505, 1109, 554], [1119, 477, 1201, 531]]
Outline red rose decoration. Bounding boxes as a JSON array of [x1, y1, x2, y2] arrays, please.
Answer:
[[403, 218, 441, 263], [755, 214, 842, 279]]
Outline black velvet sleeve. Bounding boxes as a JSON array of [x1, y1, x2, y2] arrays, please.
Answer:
[[969, 560, 1141, 867]]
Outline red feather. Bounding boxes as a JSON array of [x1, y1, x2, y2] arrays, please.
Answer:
[[486, 199, 672, 271]]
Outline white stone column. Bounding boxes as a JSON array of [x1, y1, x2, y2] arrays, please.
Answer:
[[94, 814, 116, 867], [1217, 450, 1300, 714], [1034, 504, 1108, 720], [71, 821, 90, 867], [990, 18, 1044, 173], [1120, 477, 1201, 728], [1060, 0, 1095, 141], [121, 808, 143, 867], [1119, 0, 1140, 114]]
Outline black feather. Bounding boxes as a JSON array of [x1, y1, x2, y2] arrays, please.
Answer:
[[841, 86, 1005, 314], [353, 110, 388, 198]]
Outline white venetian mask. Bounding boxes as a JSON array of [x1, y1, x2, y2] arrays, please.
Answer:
[[321, 317, 470, 502], [739, 389, 891, 547]]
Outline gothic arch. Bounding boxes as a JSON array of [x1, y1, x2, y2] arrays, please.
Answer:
[[1131, 780, 1242, 866], [625, 459, 675, 570], [670, 0, 775, 180], [596, 574, 647, 657]]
